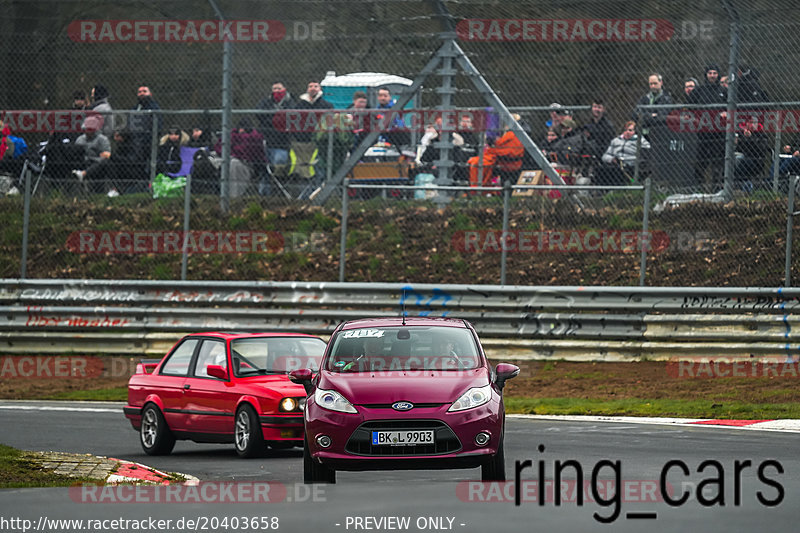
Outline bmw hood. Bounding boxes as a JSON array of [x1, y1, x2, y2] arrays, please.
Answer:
[[240, 375, 306, 397], [317, 369, 491, 405]]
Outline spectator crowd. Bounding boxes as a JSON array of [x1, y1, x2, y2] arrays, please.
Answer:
[[0, 63, 785, 199]]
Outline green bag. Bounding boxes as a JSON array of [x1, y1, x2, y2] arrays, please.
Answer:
[[152, 173, 187, 198]]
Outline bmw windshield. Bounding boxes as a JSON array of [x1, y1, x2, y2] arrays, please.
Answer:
[[232, 337, 325, 377]]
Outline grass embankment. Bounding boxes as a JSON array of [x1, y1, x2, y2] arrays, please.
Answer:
[[43, 387, 128, 402], [0, 444, 104, 489]]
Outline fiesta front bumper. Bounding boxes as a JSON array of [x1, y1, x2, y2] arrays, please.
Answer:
[[304, 401, 503, 472]]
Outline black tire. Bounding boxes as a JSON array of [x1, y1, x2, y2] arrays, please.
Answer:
[[139, 404, 176, 456], [234, 404, 266, 458], [303, 435, 336, 484], [481, 433, 505, 481]]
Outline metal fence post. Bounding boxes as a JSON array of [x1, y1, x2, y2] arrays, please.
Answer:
[[327, 124, 334, 184], [209, 0, 232, 213], [785, 175, 798, 287], [149, 111, 158, 184], [500, 178, 511, 285], [640, 177, 652, 287], [181, 172, 193, 281], [339, 179, 350, 282], [722, 0, 741, 201], [773, 129, 783, 193], [20, 162, 32, 279]]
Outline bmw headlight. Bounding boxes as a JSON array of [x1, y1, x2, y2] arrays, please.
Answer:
[[279, 397, 300, 412], [314, 388, 357, 413], [448, 384, 492, 412]]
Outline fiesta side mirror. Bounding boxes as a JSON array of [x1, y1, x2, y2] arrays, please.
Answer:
[[289, 368, 315, 395], [494, 363, 520, 391]]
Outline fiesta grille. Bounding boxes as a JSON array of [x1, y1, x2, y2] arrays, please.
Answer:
[[345, 420, 462, 456], [357, 403, 444, 409]]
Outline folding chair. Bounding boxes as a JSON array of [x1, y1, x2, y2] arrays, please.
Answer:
[[288, 141, 319, 199]]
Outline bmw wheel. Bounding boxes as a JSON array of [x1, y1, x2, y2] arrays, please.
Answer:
[[234, 404, 266, 458], [140, 404, 175, 456]]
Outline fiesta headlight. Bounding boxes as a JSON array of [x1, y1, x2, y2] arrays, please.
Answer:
[[314, 388, 357, 414], [448, 384, 492, 412], [279, 397, 298, 412]]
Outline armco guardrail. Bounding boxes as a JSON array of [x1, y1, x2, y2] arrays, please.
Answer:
[[2, 280, 799, 361]]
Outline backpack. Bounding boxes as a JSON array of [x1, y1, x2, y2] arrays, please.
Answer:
[[8, 136, 27, 158]]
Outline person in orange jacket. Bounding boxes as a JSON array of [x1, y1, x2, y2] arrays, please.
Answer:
[[468, 114, 524, 189]]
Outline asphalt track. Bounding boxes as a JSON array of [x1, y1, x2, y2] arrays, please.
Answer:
[[0, 400, 797, 533]]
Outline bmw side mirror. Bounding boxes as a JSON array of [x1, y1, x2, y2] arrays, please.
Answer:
[[289, 368, 315, 395], [206, 365, 228, 380], [494, 363, 520, 391]]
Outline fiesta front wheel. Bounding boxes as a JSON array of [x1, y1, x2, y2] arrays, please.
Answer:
[[303, 436, 336, 484], [139, 404, 176, 456], [481, 434, 506, 481]]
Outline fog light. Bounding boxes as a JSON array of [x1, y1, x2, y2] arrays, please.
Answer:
[[474, 432, 490, 446], [316, 435, 332, 448]]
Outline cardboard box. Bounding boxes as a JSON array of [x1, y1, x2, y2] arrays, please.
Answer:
[[350, 161, 410, 180]]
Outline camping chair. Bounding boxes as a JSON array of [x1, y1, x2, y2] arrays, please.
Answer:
[[167, 146, 202, 179]]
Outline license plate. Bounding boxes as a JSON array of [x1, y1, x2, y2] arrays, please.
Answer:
[[371, 430, 434, 446]]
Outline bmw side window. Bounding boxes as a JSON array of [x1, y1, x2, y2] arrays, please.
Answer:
[[194, 340, 227, 379], [160, 339, 199, 376]]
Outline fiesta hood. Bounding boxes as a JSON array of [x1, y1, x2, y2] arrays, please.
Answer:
[[317, 369, 490, 405]]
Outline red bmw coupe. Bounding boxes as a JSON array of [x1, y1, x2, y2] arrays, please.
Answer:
[[124, 332, 326, 457], [290, 317, 519, 483]]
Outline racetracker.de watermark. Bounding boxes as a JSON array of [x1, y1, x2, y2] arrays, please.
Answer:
[[452, 230, 714, 254], [457, 480, 668, 504], [453, 230, 668, 254], [271, 109, 487, 133], [68, 20, 325, 43], [666, 360, 800, 379], [0, 356, 134, 379], [456, 19, 674, 42], [668, 110, 800, 133], [65, 231, 328, 254], [69, 482, 325, 504], [0, 110, 101, 133]]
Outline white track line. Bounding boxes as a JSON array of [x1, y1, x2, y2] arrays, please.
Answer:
[[509, 414, 800, 433]]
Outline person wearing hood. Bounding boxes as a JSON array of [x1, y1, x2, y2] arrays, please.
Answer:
[[256, 81, 296, 168], [156, 126, 186, 175], [688, 64, 728, 189], [90, 84, 114, 138], [738, 66, 768, 103], [111, 128, 148, 194], [214, 118, 266, 197]]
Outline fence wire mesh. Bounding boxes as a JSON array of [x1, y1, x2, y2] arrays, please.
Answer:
[[2, 0, 799, 286]]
